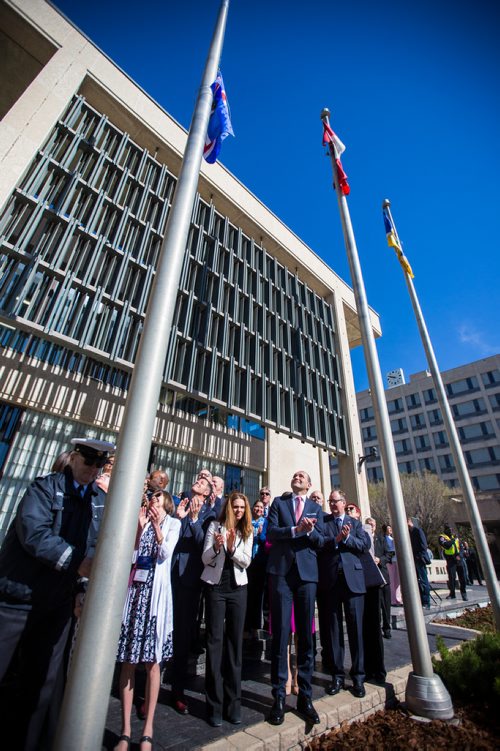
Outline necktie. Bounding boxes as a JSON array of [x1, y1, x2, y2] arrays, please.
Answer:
[[336, 516, 343, 533], [77, 485, 85, 497], [295, 496, 303, 524]]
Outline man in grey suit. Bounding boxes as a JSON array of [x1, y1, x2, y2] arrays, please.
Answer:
[[318, 490, 369, 698], [266, 470, 324, 726]]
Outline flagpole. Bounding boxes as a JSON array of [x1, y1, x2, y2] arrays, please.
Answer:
[[54, 3, 231, 749], [383, 199, 500, 630], [320, 108, 453, 719]]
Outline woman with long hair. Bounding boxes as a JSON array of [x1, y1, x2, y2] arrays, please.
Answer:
[[201, 491, 253, 727], [114, 491, 180, 751]]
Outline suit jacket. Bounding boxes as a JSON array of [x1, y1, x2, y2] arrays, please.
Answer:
[[266, 494, 324, 582], [171, 502, 216, 588], [200, 521, 253, 586], [318, 514, 369, 594], [374, 533, 393, 582]]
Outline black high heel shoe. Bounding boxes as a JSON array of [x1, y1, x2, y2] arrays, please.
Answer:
[[140, 736, 154, 749], [114, 735, 131, 751]]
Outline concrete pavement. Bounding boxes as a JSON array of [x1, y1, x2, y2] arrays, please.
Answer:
[[102, 583, 490, 750]]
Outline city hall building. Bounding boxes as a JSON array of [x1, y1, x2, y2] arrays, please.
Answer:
[[0, 0, 381, 538]]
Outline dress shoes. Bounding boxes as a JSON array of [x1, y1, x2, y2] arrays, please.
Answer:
[[383, 629, 392, 639], [172, 697, 189, 715], [352, 682, 366, 698], [268, 696, 286, 725], [207, 715, 222, 727], [462, 593, 468, 601], [296, 696, 320, 724], [325, 678, 344, 696]]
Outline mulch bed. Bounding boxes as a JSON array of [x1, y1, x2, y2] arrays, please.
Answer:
[[307, 605, 498, 749], [432, 603, 495, 632], [305, 702, 499, 750]]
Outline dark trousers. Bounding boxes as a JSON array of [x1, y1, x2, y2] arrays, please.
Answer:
[[317, 587, 332, 670], [245, 559, 266, 631], [415, 560, 431, 606], [380, 583, 391, 632], [324, 574, 365, 683], [269, 566, 316, 699], [171, 578, 202, 698], [204, 580, 247, 721], [446, 558, 467, 597], [363, 587, 386, 680], [0, 602, 71, 751]]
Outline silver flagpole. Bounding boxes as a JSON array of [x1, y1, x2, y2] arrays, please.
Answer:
[[54, 2, 231, 748], [320, 108, 453, 718], [383, 198, 500, 630]]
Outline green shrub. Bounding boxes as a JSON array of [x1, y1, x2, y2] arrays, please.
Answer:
[[432, 632, 500, 703]]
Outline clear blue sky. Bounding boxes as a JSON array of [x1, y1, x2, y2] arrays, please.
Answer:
[[54, 0, 499, 392]]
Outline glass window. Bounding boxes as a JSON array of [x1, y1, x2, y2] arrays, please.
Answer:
[[419, 457, 436, 472], [410, 413, 426, 430], [398, 460, 416, 474], [473, 474, 500, 491], [387, 398, 403, 414], [458, 421, 494, 442], [433, 430, 449, 448], [423, 388, 437, 405], [390, 417, 408, 434], [481, 370, 500, 387], [438, 454, 455, 472], [452, 398, 486, 418], [415, 434, 430, 450], [360, 406, 375, 422], [428, 408, 442, 425], [446, 376, 479, 396], [406, 393, 421, 409]]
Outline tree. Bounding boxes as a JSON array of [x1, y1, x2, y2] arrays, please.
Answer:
[[368, 472, 455, 553]]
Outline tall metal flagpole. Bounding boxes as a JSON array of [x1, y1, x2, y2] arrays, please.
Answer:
[[383, 199, 500, 630], [54, 3, 231, 749], [320, 108, 453, 718]]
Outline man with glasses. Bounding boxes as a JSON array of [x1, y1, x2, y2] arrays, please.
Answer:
[[259, 486, 272, 516], [318, 489, 369, 700], [0, 436, 114, 751]]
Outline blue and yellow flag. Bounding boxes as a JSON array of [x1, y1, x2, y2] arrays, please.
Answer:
[[382, 206, 414, 278]]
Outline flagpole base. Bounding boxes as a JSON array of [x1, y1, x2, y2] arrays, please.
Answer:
[[405, 672, 454, 720]]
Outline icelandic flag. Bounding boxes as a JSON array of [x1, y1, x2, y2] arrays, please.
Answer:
[[322, 120, 350, 195], [203, 71, 234, 164]]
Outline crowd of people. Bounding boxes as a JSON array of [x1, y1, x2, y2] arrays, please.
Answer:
[[0, 440, 485, 749]]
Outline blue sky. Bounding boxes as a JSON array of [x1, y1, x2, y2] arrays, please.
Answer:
[[54, 0, 500, 391]]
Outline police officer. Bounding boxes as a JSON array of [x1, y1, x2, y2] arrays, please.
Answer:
[[438, 524, 467, 601], [0, 436, 115, 750]]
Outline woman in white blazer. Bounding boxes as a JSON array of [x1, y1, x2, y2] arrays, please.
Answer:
[[201, 491, 253, 727]]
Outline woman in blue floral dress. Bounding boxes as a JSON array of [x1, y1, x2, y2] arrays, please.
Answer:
[[115, 490, 180, 751]]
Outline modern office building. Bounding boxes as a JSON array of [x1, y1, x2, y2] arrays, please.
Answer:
[[333, 355, 500, 558], [0, 0, 381, 538]]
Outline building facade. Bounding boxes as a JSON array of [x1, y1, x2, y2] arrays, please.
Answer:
[[0, 0, 381, 538], [333, 355, 500, 561]]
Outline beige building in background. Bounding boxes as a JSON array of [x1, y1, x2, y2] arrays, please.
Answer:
[[0, 0, 381, 537], [334, 355, 500, 570]]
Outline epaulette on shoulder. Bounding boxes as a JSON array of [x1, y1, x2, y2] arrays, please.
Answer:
[[281, 492, 293, 500]]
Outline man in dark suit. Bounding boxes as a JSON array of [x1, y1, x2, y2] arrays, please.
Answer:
[[266, 470, 324, 726], [373, 520, 393, 638], [318, 490, 369, 698]]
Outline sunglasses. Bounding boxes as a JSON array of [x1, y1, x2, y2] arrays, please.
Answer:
[[346, 506, 356, 512], [82, 456, 108, 468], [260, 491, 270, 495]]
